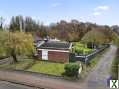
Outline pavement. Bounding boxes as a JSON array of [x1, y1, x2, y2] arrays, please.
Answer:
[[0, 45, 117, 89]]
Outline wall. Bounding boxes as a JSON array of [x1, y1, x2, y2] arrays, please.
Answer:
[[37, 50, 69, 63], [48, 51, 69, 63]]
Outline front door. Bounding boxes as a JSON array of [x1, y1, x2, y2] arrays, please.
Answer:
[[42, 50, 48, 60]]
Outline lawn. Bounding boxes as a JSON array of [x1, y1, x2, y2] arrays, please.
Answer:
[[27, 61, 65, 76], [0, 58, 65, 76]]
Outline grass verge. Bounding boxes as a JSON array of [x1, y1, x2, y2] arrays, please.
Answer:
[[111, 48, 119, 80], [0, 58, 34, 70]]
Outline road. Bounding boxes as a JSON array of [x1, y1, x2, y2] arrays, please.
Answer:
[[0, 45, 117, 89], [0, 81, 35, 89]]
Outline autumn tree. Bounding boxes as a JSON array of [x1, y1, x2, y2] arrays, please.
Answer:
[[48, 20, 91, 42], [81, 29, 108, 48], [112, 32, 119, 47], [111, 25, 119, 35]]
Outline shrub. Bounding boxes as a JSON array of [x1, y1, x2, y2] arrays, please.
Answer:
[[73, 42, 93, 55], [83, 48, 93, 55], [63, 63, 80, 78], [69, 53, 76, 62]]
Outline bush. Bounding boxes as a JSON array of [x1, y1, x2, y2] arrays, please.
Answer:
[[63, 63, 80, 78], [73, 42, 93, 55], [83, 48, 93, 55], [69, 53, 76, 62], [75, 48, 83, 54]]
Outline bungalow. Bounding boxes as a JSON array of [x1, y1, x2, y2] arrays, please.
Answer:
[[37, 41, 73, 63]]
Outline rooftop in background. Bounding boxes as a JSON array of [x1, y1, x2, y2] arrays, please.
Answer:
[[38, 41, 72, 50]]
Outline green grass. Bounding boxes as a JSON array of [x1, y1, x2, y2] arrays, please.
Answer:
[[0, 58, 65, 76], [27, 61, 65, 76], [0, 58, 34, 70]]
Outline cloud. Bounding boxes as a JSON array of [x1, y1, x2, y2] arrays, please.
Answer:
[[92, 5, 110, 16], [94, 5, 110, 11], [51, 2, 61, 7], [93, 12, 101, 16]]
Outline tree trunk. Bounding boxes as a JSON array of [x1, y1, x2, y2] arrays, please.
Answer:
[[11, 49, 18, 63], [12, 54, 18, 63]]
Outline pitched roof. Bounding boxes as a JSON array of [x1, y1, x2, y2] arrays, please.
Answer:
[[38, 41, 72, 50]]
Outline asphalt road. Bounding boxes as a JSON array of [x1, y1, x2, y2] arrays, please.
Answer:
[[0, 81, 36, 89]]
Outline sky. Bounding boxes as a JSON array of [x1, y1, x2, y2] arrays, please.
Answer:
[[0, 0, 119, 26]]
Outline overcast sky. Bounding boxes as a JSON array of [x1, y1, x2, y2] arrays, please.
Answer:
[[0, 0, 119, 26]]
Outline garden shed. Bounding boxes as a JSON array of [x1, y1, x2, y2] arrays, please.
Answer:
[[37, 41, 73, 63]]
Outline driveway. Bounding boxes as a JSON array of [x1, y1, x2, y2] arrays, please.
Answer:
[[0, 45, 117, 89]]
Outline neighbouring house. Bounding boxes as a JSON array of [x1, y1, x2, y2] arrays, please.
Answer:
[[33, 35, 49, 48], [37, 41, 73, 63]]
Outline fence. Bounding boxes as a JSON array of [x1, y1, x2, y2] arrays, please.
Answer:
[[75, 44, 110, 64]]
